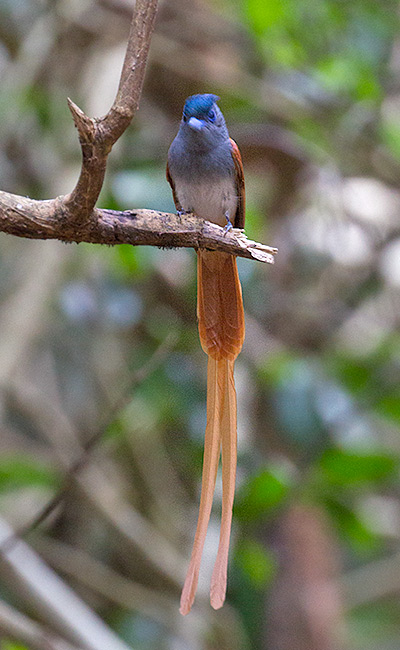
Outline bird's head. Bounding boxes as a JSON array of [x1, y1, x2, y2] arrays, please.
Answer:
[[179, 94, 229, 148]]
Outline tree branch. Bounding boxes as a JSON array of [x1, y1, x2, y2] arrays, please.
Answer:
[[56, 0, 158, 225], [0, 191, 277, 263], [0, 0, 277, 264]]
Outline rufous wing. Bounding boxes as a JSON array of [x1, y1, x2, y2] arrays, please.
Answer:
[[229, 138, 245, 230], [166, 161, 182, 212]]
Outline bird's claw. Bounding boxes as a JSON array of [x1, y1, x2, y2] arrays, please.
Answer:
[[223, 214, 233, 235]]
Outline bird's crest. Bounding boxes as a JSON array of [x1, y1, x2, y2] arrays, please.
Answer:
[[183, 93, 220, 119]]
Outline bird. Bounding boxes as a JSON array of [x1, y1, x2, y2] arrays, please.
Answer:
[[166, 93, 245, 615]]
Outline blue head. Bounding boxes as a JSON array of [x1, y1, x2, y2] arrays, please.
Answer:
[[183, 94, 219, 123], [178, 93, 229, 149]]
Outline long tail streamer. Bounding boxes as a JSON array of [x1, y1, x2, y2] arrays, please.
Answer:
[[180, 250, 244, 615]]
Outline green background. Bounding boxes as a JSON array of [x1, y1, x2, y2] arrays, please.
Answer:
[[0, 0, 400, 648]]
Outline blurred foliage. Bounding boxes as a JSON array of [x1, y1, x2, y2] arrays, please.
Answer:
[[0, 0, 400, 649]]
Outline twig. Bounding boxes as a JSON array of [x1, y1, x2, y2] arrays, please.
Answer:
[[0, 333, 176, 554]]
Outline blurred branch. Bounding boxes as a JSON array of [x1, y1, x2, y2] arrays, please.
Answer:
[[0, 333, 177, 554], [36, 536, 178, 631], [0, 241, 70, 388], [0, 517, 132, 650], [35, 536, 244, 650], [0, 194, 277, 263], [266, 504, 345, 650], [0, 332, 197, 608], [0, 599, 82, 650], [76, 463, 187, 588], [341, 550, 400, 610]]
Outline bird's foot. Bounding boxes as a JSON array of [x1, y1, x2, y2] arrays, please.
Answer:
[[176, 209, 189, 217], [223, 213, 233, 234]]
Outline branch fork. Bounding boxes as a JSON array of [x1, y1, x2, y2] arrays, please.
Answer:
[[0, 0, 277, 260]]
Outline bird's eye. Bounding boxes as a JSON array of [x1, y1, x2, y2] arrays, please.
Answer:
[[208, 109, 216, 122]]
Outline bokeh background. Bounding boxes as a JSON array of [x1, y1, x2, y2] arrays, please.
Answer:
[[0, 0, 400, 648]]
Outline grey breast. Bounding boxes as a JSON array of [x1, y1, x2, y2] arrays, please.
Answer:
[[168, 135, 237, 226]]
